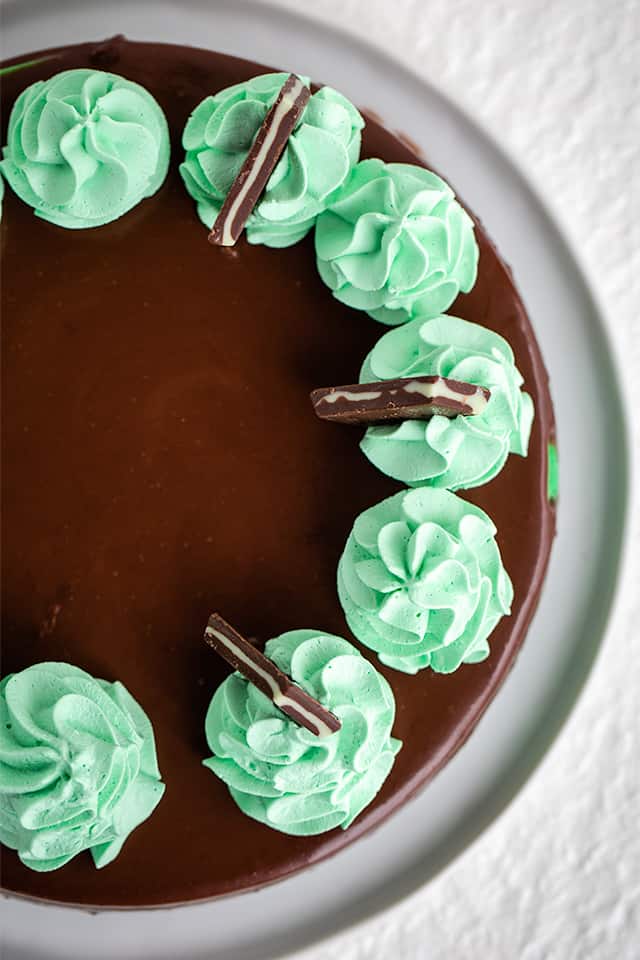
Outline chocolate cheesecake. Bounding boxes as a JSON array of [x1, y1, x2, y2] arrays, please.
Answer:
[[0, 37, 556, 907]]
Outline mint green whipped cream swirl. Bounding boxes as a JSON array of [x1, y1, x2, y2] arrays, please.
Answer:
[[180, 73, 364, 248], [315, 159, 479, 324], [0, 68, 170, 228], [0, 662, 165, 872], [204, 630, 401, 835], [359, 314, 534, 489], [338, 488, 513, 674]]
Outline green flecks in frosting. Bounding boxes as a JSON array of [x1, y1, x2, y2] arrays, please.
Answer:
[[0, 56, 58, 77], [547, 442, 559, 501], [0, 662, 165, 872], [315, 159, 478, 325], [337, 487, 513, 675], [180, 73, 364, 248], [203, 630, 401, 835], [0, 68, 170, 228], [358, 314, 534, 490]]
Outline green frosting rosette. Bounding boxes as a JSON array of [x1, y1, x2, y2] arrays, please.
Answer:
[[0, 662, 165, 871], [204, 630, 401, 835], [358, 314, 534, 490], [0, 68, 170, 228], [315, 158, 478, 324], [180, 73, 364, 248], [338, 488, 513, 674], [547, 442, 559, 502]]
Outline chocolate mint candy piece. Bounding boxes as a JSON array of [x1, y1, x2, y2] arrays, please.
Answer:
[[204, 613, 341, 738], [311, 375, 490, 425], [209, 74, 310, 246]]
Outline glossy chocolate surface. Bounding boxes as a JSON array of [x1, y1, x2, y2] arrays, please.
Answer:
[[0, 38, 555, 907]]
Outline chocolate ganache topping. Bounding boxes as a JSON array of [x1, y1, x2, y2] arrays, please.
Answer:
[[0, 38, 555, 907]]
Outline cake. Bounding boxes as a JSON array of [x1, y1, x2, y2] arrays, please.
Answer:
[[0, 36, 556, 907]]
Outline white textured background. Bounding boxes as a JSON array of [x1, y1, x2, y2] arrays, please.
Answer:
[[246, 1, 640, 958]]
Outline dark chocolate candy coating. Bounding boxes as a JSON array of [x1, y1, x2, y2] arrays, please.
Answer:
[[209, 73, 310, 246], [204, 613, 341, 737], [311, 375, 490, 423], [0, 38, 555, 908]]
